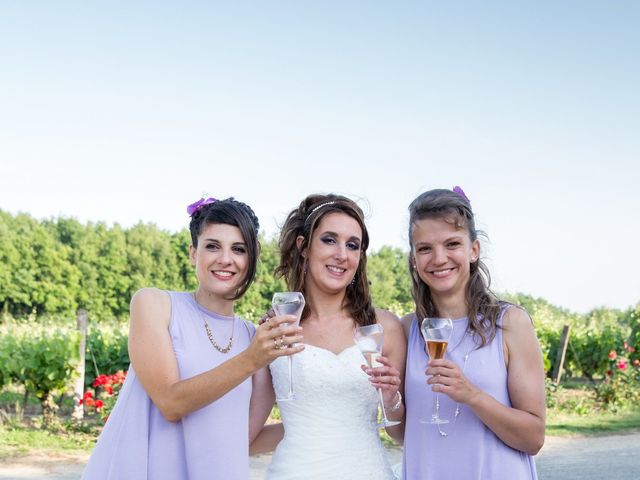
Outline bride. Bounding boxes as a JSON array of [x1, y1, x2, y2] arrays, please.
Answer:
[[249, 194, 406, 480]]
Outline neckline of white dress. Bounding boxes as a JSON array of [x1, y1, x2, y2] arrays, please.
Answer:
[[303, 343, 360, 357]]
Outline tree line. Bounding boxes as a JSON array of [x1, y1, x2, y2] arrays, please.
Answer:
[[0, 209, 413, 321], [1, 209, 637, 334]]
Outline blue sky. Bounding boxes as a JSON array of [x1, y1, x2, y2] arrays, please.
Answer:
[[1, 1, 638, 313]]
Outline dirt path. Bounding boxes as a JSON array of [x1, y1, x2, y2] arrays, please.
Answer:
[[1, 433, 639, 479], [0, 452, 87, 480], [536, 432, 640, 480]]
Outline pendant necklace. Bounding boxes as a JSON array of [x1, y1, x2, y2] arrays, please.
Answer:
[[437, 325, 476, 437], [193, 293, 235, 354]]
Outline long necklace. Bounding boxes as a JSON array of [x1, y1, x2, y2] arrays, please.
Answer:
[[193, 293, 235, 354], [437, 342, 475, 437]]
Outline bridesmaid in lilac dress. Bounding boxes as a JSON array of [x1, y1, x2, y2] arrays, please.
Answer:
[[81, 197, 303, 480], [400, 187, 544, 479]]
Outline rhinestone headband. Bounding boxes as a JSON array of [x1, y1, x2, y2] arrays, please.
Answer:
[[305, 201, 337, 223]]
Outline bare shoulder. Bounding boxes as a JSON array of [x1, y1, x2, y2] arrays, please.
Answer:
[[502, 304, 540, 351], [400, 312, 415, 339], [376, 308, 407, 364], [502, 305, 535, 334], [375, 308, 402, 333], [130, 287, 172, 329]]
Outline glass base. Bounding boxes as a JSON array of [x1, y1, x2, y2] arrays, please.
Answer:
[[276, 394, 296, 402], [378, 419, 401, 427]]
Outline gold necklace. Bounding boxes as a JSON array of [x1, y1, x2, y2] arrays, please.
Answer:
[[193, 294, 235, 354]]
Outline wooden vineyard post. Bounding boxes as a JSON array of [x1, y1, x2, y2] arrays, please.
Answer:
[[552, 325, 571, 384], [72, 309, 88, 420]]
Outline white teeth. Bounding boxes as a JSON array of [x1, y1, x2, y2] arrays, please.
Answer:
[[327, 266, 346, 273], [432, 268, 453, 277], [213, 271, 233, 277]]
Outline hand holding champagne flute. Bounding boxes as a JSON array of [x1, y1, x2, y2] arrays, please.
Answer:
[[272, 291, 305, 402], [420, 317, 453, 424], [355, 324, 401, 428]]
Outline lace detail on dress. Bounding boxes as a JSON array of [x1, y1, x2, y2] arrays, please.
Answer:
[[266, 344, 395, 480]]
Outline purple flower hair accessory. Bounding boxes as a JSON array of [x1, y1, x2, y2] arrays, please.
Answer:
[[187, 197, 217, 216], [452, 186, 470, 204]]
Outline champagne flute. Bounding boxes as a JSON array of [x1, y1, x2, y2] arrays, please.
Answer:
[[272, 292, 305, 402], [420, 317, 453, 424], [354, 324, 401, 428]]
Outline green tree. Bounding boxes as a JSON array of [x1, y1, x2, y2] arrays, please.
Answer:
[[368, 246, 413, 316], [125, 222, 185, 300], [236, 235, 286, 321], [2, 213, 80, 316]]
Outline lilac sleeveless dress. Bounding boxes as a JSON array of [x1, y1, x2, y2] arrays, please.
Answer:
[[402, 307, 538, 479], [81, 291, 255, 480]]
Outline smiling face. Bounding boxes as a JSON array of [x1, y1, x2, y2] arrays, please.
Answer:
[[411, 216, 480, 303], [301, 212, 363, 295], [189, 223, 249, 302]]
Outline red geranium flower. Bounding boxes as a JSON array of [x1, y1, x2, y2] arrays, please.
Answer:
[[93, 374, 109, 387], [617, 360, 628, 370], [609, 350, 617, 360]]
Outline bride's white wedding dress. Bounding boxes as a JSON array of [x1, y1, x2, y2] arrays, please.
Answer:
[[266, 344, 396, 480]]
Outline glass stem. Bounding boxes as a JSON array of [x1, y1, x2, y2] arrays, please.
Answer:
[[432, 392, 440, 421], [378, 387, 390, 424]]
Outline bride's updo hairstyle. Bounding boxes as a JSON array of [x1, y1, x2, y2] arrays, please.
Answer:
[[276, 193, 376, 327], [188, 196, 260, 301]]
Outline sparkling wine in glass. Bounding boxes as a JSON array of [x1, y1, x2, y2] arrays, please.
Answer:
[[420, 317, 453, 424], [354, 324, 401, 428], [272, 292, 305, 402]]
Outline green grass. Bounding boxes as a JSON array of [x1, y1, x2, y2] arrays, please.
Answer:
[[0, 424, 96, 460], [546, 407, 640, 436]]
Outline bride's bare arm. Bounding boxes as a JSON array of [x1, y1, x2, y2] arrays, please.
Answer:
[[249, 423, 284, 455]]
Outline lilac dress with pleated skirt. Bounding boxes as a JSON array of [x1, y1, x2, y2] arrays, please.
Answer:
[[402, 306, 538, 479], [81, 291, 255, 480]]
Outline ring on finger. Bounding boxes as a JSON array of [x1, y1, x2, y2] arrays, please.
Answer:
[[273, 337, 280, 350], [276, 337, 286, 349]]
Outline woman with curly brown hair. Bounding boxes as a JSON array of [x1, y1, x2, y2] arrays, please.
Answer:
[[252, 193, 406, 480]]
